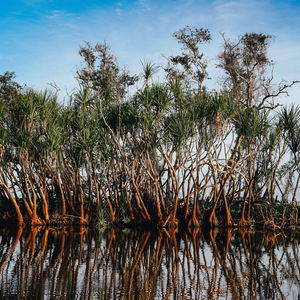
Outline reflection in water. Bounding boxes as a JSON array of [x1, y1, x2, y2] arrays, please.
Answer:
[[0, 227, 299, 299]]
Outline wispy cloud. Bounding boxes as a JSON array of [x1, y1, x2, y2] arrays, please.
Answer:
[[137, 0, 151, 11], [46, 10, 74, 20], [114, 2, 123, 16], [212, 0, 271, 34]]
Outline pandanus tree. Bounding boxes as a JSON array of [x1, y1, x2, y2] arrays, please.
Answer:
[[0, 98, 25, 225], [194, 93, 239, 227], [231, 107, 270, 225], [0, 89, 60, 225], [278, 105, 300, 223], [7, 91, 44, 225], [128, 84, 174, 225], [217, 32, 299, 226], [63, 88, 102, 223]]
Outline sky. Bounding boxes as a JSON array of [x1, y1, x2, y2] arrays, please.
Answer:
[[0, 0, 299, 104]]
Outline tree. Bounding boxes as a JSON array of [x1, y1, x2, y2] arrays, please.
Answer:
[[165, 26, 211, 91], [77, 42, 138, 104], [0, 72, 21, 102], [218, 33, 298, 109]]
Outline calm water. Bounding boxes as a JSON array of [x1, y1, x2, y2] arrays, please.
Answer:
[[0, 227, 299, 300]]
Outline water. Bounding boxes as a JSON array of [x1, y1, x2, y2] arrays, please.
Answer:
[[0, 227, 299, 299]]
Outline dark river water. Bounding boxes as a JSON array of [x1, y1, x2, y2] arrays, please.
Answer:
[[0, 226, 299, 299]]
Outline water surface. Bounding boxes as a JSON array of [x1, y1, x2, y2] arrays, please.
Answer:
[[0, 227, 299, 299]]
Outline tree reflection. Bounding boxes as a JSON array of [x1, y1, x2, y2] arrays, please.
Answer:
[[0, 227, 299, 299]]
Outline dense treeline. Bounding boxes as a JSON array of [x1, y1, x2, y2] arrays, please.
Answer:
[[0, 27, 299, 228]]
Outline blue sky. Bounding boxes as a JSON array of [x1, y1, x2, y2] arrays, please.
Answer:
[[0, 0, 299, 103]]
